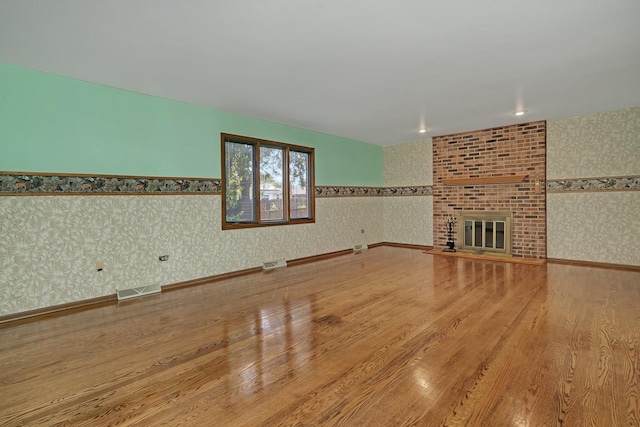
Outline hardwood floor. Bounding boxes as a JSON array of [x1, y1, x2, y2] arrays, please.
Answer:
[[0, 247, 638, 426]]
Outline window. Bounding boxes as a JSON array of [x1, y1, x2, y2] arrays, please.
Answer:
[[221, 133, 315, 229]]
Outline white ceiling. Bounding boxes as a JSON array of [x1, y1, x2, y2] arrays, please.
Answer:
[[1, 1, 639, 146]]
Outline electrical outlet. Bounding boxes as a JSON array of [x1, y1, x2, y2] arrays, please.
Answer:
[[159, 255, 169, 262], [95, 261, 104, 272]]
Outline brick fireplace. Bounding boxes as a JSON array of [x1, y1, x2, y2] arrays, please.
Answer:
[[432, 121, 546, 259]]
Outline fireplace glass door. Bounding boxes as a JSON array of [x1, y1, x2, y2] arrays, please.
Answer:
[[458, 211, 512, 256], [464, 220, 506, 250]]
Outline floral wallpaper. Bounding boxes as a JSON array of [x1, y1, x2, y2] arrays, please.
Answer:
[[547, 192, 640, 266], [381, 139, 434, 248], [384, 139, 433, 186], [547, 107, 640, 179], [0, 195, 383, 316], [383, 196, 433, 246], [546, 106, 640, 266]]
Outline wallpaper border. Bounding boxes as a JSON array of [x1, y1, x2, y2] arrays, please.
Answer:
[[0, 172, 433, 197], [316, 185, 432, 197], [547, 175, 640, 193], [0, 172, 221, 195], [4, 172, 638, 196]]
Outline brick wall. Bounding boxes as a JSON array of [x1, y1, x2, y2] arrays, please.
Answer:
[[432, 121, 546, 259]]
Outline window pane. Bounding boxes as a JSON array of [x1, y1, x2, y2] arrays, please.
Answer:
[[260, 146, 285, 221], [225, 141, 255, 222], [290, 151, 310, 219], [222, 133, 315, 229]]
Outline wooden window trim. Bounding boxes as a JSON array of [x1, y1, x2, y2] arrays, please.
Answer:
[[221, 133, 315, 230]]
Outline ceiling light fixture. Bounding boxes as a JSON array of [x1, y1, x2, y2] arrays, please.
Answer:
[[419, 129, 426, 133], [514, 110, 527, 116]]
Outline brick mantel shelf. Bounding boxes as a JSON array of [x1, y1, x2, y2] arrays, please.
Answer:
[[441, 174, 529, 186]]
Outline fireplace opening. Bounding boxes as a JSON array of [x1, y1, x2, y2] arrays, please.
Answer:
[[457, 211, 512, 256]]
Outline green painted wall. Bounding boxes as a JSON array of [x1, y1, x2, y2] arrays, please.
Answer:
[[0, 63, 382, 186]]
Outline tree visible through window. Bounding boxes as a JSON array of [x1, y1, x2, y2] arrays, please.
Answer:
[[222, 133, 314, 229]]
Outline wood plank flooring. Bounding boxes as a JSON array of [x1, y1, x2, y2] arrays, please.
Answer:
[[0, 247, 638, 426]]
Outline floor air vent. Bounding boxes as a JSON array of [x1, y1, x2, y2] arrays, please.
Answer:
[[263, 259, 287, 271], [116, 283, 162, 301], [353, 244, 368, 253]]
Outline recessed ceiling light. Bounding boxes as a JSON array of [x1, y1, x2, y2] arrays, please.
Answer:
[[514, 110, 527, 116], [419, 129, 427, 133]]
